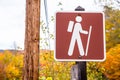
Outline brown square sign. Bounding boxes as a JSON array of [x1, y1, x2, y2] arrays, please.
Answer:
[[55, 12, 106, 61]]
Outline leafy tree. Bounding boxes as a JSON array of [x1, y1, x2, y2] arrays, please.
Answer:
[[0, 51, 23, 80], [39, 50, 75, 80], [98, 44, 120, 80], [0, 53, 5, 80], [87, 62, 107, 80], [105, 6, 120, 51]]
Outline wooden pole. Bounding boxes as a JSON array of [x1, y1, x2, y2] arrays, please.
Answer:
[[24, 0, 40, 80]]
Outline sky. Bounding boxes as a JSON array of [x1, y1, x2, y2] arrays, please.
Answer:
[[0, 0, 103, 50], [0, 0, 25, 50]]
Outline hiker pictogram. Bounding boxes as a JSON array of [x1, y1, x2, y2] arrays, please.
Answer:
[[67, 16, 92, 56]]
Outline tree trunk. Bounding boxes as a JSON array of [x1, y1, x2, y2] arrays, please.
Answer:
[[23, 0, 40, 80]]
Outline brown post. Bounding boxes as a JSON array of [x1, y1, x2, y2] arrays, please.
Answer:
[[24, 0, 40, 80]]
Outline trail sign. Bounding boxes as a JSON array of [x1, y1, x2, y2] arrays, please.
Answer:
[[55, 11, 106, 61]]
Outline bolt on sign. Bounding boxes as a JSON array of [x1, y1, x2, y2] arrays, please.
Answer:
[[55, 11, 106, 61]]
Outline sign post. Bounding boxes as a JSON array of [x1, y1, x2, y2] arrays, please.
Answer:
[[75, 6, 87, 80], [55, 6, 105, 80]]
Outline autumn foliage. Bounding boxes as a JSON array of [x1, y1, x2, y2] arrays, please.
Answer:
[[0, 51, 23, 80], [39, 50, 75, 80], [98, 44, 120, 80], [0, 50, 75, 80], [0, 43, 120, 80]]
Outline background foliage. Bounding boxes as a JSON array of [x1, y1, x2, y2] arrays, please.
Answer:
[[0, 50, 75, 80], [39, 50, 75, 80], [0, 51, 23, 80]]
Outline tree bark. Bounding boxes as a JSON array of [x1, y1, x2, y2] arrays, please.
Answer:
[[23, 0, 40, 80]]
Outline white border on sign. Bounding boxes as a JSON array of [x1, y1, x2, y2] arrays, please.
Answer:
[[54, 11, 106, 62]]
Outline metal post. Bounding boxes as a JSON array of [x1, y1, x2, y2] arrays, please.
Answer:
[[76, 62, 87, 80], [71, 6, 87, 80], [75, 6, 87, 80]]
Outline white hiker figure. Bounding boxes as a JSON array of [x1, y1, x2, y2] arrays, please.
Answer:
[[67, 16, 92, 56]]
